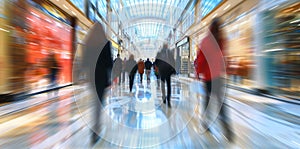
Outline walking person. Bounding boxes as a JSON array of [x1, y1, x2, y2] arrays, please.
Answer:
[[194, 18, 233, 142], [93, 41, 113, 144], [47, 50, 60, 98], [122, 57, 127, 83], [137, 59, 145, 84], [82, 23, 113, 145], [145, 58, 153, 81], [125, 55, 137, 92], [155, 43, 176, 108], [153, 61, 160, 88], [112, 54, 122, 85]]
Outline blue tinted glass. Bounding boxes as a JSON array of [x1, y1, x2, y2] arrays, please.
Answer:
[[89, 7, 95, 21], [98, 0, 107, 20], [90, 0, 97, 6], [70, 0, 85, 13], [201, 0, 223, 17]]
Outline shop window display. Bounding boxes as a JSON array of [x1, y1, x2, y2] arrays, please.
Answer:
[[8, 1, 72, 94], [223, 11, 256, 88], [260, 2, 300, 97], [0, 0, 10, 94], [25, 7, 72, 92], [176, 37, 190, 75]]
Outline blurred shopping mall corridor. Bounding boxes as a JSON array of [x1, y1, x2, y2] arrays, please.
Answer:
[[1, 0, 300, 148]]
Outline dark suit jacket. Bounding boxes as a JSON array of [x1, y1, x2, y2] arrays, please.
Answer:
[[95, 41, 113, 100]]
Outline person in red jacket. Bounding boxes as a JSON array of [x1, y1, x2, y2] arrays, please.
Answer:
[[137, 59, 145, 83], [194, 18, 233, 142]]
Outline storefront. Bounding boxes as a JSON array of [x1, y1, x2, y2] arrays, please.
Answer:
[[222, 9, 256, 88], [257, 1, 300, 97], [5, 0, 74, 95], [0, 1, 11, 96], [176, 37, 190, 75], [111, 39, 119, 59], [189, 0, 258, 89]]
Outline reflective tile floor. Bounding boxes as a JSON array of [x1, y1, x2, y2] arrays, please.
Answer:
[[0, 73, 300, 148]]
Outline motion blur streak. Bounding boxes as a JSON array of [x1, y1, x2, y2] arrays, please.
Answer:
[[0, 0, 299, 148]]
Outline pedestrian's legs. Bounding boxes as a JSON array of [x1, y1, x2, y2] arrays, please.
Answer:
[[146, 70, 150, 80], [54, 79, 59, 96], [216, 77, 233, 142], [48, 76, 56, 98], [129, 74, 134, 92], [156, 74, 160, 88], [233, 75, 237, 84], [140, 73, 143, 83], [237, 75, 241, 84], [161, 76, 166, 103], [122, 71, 126, 83], [92, 88, 104, 145], [203, 80, 212, 130], [219, 103, 232, 141], [204, 80, 212, 112], [147, 70, 149, 80], [118, 74, 121, 85], [166, 75, 171, 107]]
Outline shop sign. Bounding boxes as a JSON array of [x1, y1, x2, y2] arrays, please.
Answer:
[[111, 40, 119, 49], [176, 37, 189, 47]]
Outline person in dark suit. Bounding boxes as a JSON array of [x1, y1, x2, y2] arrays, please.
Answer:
[[145, 58, 153, 81], [122, 57, 127, 83], [93, 42, 113, 144], [112, 54, 123, 85], [47, 51, 60, 98], [155, 43, 176, 108], [125, 55, 137, 92]]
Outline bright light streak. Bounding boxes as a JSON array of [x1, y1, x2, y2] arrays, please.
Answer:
[[63, 4, 69, 10], [26, 17, 35, 22], [31, 12, 40, 17], [0, 28, 9, 32], [264, 49, 283, 52], [212, 13, 218, 18], [72, 11, 77, 16], [290, 19, 300, 24], [224, 4, 231, 11]]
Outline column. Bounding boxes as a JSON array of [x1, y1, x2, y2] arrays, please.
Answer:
[[70, 16, 77, 82], [194, 0, 201, 23], [0, 1, 11, 96], [106, 0, 112, 37], [84, 0, 89, 17]]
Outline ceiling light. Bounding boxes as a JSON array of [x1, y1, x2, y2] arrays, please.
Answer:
[[224, 4, 231, 10], [212, 13, 218, 18], [63, 4, 69, 10], [72, 11, 77, 16]]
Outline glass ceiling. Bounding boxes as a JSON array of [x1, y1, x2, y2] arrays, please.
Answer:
[[108, 0, 222, 52], [110, 0, 191, 51]]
